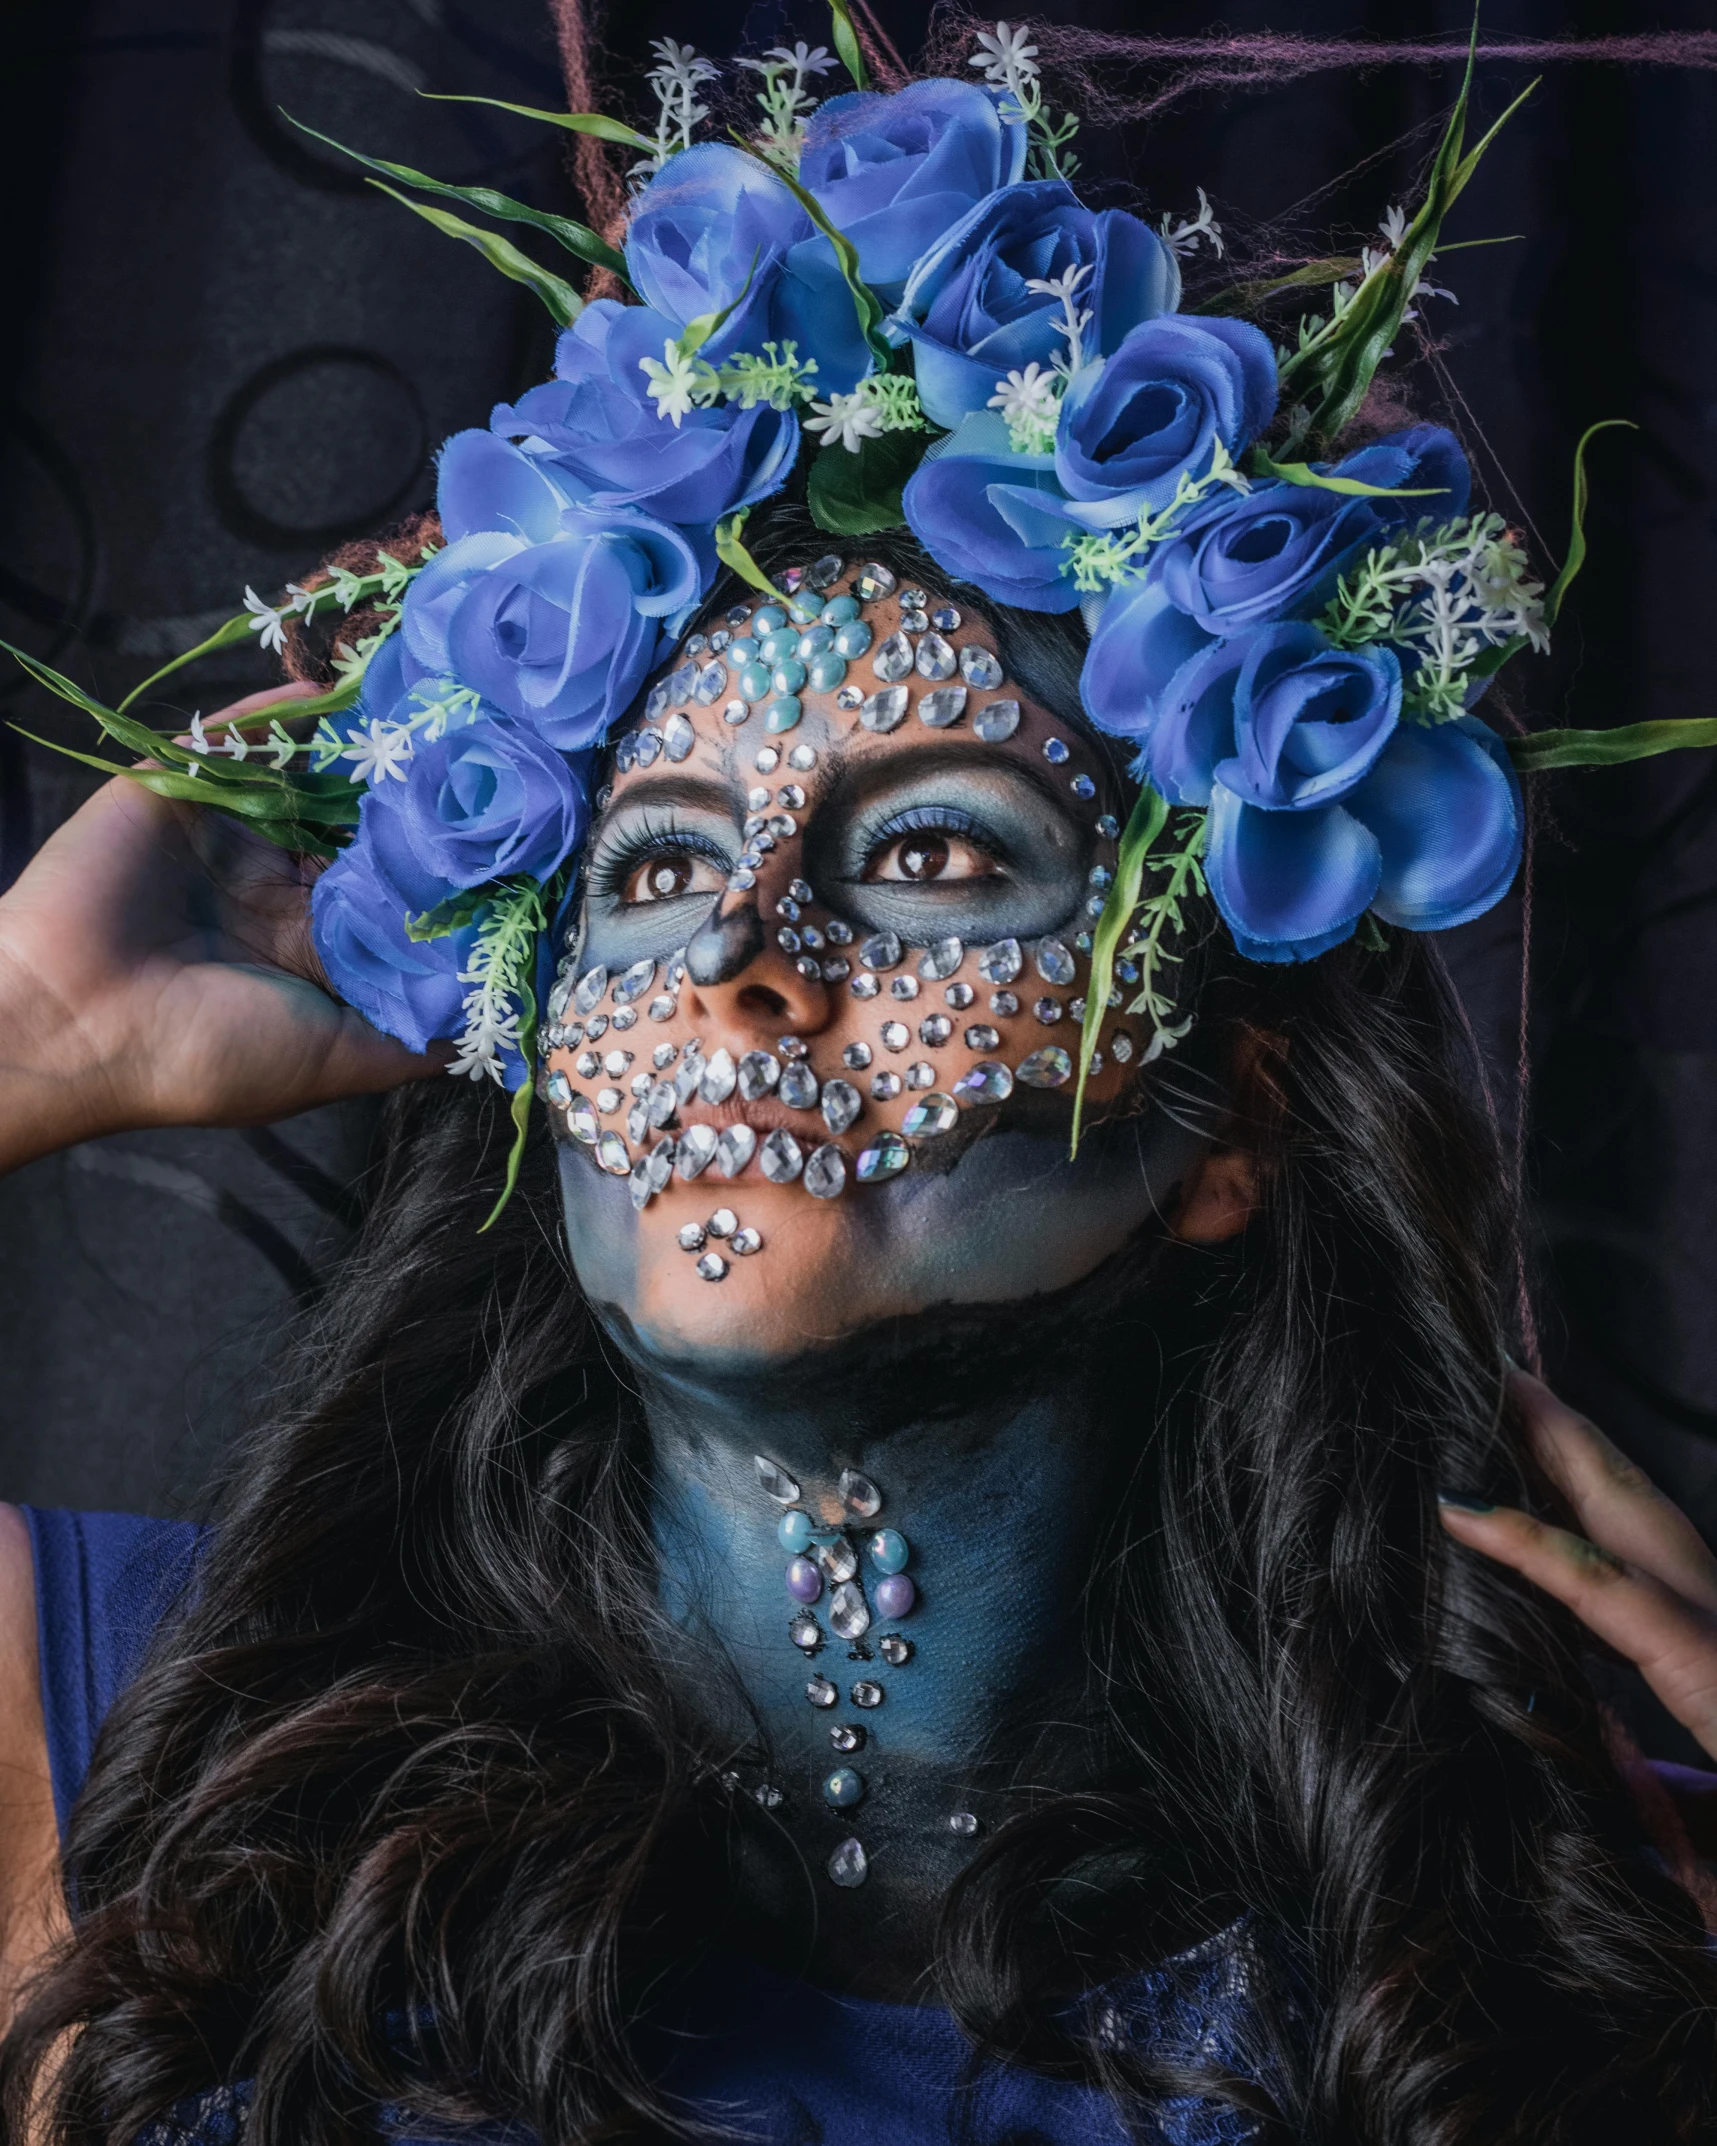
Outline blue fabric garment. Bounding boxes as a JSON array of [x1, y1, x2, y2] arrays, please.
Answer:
[[31, 1510, 1261, 2146]]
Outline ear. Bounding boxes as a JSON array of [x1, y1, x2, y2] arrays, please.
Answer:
[[1166, 1022, 1280, 1245]]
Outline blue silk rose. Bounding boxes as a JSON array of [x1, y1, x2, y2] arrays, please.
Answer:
[[310, 842, 474, 1054], [490, 301, 798, 529], [1054, 314, 1278, 526], [1129, 620, 1520, 960], [625, 143, 872, 395], [799, 78, 1027, 302], [886, 180, 1180, 429], [902, 412, 1082, 612]]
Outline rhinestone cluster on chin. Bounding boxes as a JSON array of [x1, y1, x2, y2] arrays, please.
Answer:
[[539, 555, 1152, 1266]]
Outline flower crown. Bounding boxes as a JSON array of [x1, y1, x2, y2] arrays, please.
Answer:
[[14, 11, 1715, 1206]]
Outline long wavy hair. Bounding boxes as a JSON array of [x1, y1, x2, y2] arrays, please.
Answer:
[[5, 503, 1717, 2146]]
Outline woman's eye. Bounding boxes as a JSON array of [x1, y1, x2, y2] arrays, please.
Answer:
[[863, 831, 998, 885], [620, 849, 725, 904]]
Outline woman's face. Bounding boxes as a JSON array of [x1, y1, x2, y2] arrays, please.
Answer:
[[547, 563, 1205, 1365]]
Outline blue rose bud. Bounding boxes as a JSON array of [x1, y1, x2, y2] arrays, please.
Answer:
[[799, 78, 1027, 303], [309, 842, 474, 1055], [901, 412, 1082, 613]]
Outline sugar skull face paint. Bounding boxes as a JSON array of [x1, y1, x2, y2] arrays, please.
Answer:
[[547, 562, 1206, 1362]]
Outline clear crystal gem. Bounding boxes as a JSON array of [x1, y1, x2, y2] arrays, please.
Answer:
[[626, 1101, 650, 1145], [803, 1143, 848, 1200], [738, 1050, 780, 1101], [977, 938, 1022, 985], [715, 1124, 756, 1177], [851, 1680, 884, 1709], [789, 743, 817, 770], [676, 1123, 718, 1178], [835, 683, 863, 709], [1018, 1045, 1074, 1088], [972, 698, 1021, 743], [776, 782, 806, 809], [872, 632, 913, 684], [818, 1536, 859, 1582], [900, 608, 929, 634], [918, 936, 964, 980], [652, 1042, 678, 1069], [878, 1634, 914, 1666], [755, 1455, 801, 1503], [944, 982, 974, 1010], [614, 957, 657, 1003], [730, 1226, 763, 1255], [807, 1675, 839, 1707], [880, 1021, 909, 1052], [634, 730, 663, 770], [918, 1015, 951, 1047], [829, 1581, 871, 1639], [574, 966, 609, 1015], [567, 1096, 600, 1145], [842, 1042, 872, 1070], [822, 957, 850, 982], [859, 931, 902, 972], [831, 1723, 866, 1753], [754, 745, 780, 772], [547, 1068, 572, 1106], [1034, 997, 1063, 1024], [809, 552, 844, 590], [777, 926, 801, 954], [1036, 938, 1077, 986], [839, 1469, 882, 1518], [850, 974, 880, 999], [959, 644, 1003, 688], [790, 1611, 823, 1653], [856, 1131, 910, 1180], [706, 1209, 737, 1238], [779, 1060, 819, 1110], [1097, 812, 1120, 838], [917, 684, 967, 729], [677, 1221, 706, 1251], [827, 1837, 868, 1888], [903, 1092, 958, 1138], [722, 699, 749, 724], [949, 1812, 981, 1837], [963, 1024, 1001, 1052], [906, 1061, 935, 1089], [597, 1087, 622, 1114], [603, 1050, 633, 1077], [859, 685, 909, 732], [889, 976, 919, 1001], [855, 561, 896, 600], [760, 1128, 803, 1183], [914, 632, 957, 681], [647, 1079, 677, 1127], [869, 1071, 902, 1101], [699, 1049, 738, 1105], [1111, 1031, 1135, 1063], [675, 1052, 706, 1105], [821, 1079, 862, 1135], [585, 1016, 608, 1040], [692, 663, 726, 707]]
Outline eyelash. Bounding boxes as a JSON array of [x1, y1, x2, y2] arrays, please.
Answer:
[[589, 815, 730, 899], [859, 805, 1007, 872]]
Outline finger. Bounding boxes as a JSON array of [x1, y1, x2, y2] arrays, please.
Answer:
[[1441, 1499, 1717, 1760], [1509, 1369, 1717, 1614]]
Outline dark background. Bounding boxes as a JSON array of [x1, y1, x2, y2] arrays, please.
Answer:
[[1, 1, 1712, 1741]]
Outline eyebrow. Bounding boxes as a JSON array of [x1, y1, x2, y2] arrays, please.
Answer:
[[595, 771, 745, 824], [812, 740, 1087, 824]]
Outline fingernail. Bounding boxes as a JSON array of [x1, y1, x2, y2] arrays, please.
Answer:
[[1437, 1490, 1496, 1514]]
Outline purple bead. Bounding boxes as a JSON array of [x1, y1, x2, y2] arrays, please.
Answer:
[[873, 1573, 916, 1619], [786, 1557, 824, 1604]]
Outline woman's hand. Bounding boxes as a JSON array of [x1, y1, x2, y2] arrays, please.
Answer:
[[0, 685, 443, 1172], [1440, 1368, 1717, 1764]]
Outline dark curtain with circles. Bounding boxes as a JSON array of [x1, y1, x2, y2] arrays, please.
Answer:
[[2, 2, 1713, 1753]]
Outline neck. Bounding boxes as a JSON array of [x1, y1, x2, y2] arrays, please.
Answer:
[[600, 1244, 1163, 1998]]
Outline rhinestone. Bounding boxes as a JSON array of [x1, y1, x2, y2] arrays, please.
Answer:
[[727, 603, 753, 627], [567, 1096, 600, 1145], [900, 608, 929, 634], [722, 698, 750, 724], [972, 699, 1020, 743], [817, 1536, 859, 1583], [889, 975, 920, 1001], [944, 982, 974, 1010], [1089, 1050, 1105, 1073], [790, 1611, 823, 1652], [1036, 938, 1077, 986], [547, 1068, 572, 1107], [842, 1042, 872, 1071], [777, 784, 808, 813], [777, 927, 802, 954], [727, 869, 757, 891], [859, 685, 909, 732], [777, 898, 801, 923], [693, 662, 726, 708], [807, 1675, 839, 1707], [860, 931, 902, 972], [647, 994, 675, 1022], [631, 1072, 654, 1098], [779, 1033, 808, 1058], [652, 1042, 678, 1069], [648, 1140, 677, 1195], [880, 1021, 909, 1052], [748, 785, 771, 811], [755, 1455, 800, 1502], [914, 632, 957, 682], [1097, 812, 1121, 839], [878, 1634, 914, 1666], [926, 602, 959, 631], [647, 1079, 677, 1127], [614, 958, 657, 1004], [915, 684, 968, 730], [903, 1092, 958, 1138], [977, 938, 1022, 985], [709, 631, 731, 653], [574, 966, 609, 1016], [856, 561, 896, 600], [760, 1128, 804, 1183], [835, 683, 863, 710], [700, 1049, 738, 1104], [1018, 1045, 1074, 1088], [803, 1143, 848, 1199], [870, 1071, 902, 1100], [822, 957, 850, 982], [851, 1680, 884, 1709], [949, 1812, 980, 1837], [597, 1132, 630, 1175], [626, 1100, 650, 1145], [755, 1784, 784, 1809], [850, 974, 880, 999], [839, 1469, 882, 1519], [707, 1209, 737, 1238], [828, 1836, 868, 1887], [872, 631, 913, 684], [597, 1087, 623, 1114], [674, 1052, 705, 1105], [613, 736, 639, 773], [636, 731, 665, 771], [958, 643, 1003, 688], [730, 1226, 763, 1254], [676, 1123, 718, 1178], [807, 552, 843, 590], [821, 1079, 862, 1135], [831, 1723, 866, 1753], [1071, 774, 1096, 799], [1085, 895, 1106, 918], [612, 1009, 638, 1032], [715, 1123, 757, 1177], [918, 936, 964, 980], [856, 1131, 910, 1180], [918, 1015, 952, 1047], [779, 1061, 819, 1110], [906, 1060, 936, 1089], [1034, 997, 1064, 1024], [547, 975, 576, 1024], [829, 1583, 871, 1640], [1111, 1031, 1135, 1063], [795, 956, 820, 980]]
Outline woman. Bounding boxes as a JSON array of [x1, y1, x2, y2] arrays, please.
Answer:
[[2, 22, 1716, 2145]]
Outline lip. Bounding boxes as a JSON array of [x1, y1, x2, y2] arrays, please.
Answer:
[[671, 1096, 856, 1143]]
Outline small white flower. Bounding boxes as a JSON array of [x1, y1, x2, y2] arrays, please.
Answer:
[[265, 722, 298, 771], [222, 727, 249, 762], [242, 585, 288, 656], [988, 361, 1060, 426], [1379, 203, 1409, 251], [646, 38, 718, 90], [339, 721, 415, 784], [968, 21, 1039, 86], [285, 581, 318, 617], [743, 40, 836, 77], [805, 390, 885, 454], [638, 340, 704, 426], [186, 712, 213, 756], [1160, 186, 1224, 261]]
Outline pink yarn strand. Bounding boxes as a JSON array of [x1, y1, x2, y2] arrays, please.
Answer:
[[545, 0, 627, 247]]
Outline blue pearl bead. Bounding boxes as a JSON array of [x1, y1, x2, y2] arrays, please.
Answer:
[[822, 594, 860, 626], [759, 629, 798, 665], [752, 605, 787, 635], [869, 1528, 909, 1575], [809, 653, 847, 693], [789, 595, 823, 625], [771, 657, 808, 695], [797, 623, 835, 657], [833, 620, 873, 659], [725, 636, 759, 669], [739, 662, 772, 703], [765, 696, 803, 733], [823, 1767, 865, 1808], [778, 1510, 814, 1554]]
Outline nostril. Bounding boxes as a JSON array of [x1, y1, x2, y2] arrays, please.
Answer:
[[738, 984, 788, 1019]]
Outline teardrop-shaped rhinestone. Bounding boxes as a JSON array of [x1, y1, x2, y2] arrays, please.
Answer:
[[700, 1048, 738, 1104], [828, 1836, 869, 1888], [675, 1051, 706, 1105], [972, 698, 1021, 743], [645, 1140, 676, 1194], [977, 938, 1022, 985], [914, 632, 957, 681], [676, 1122, 718, 1178], [738, 1050, 781, 1102], [1018, 1045, 1074, 1088], [872, 631, 913, 684], [692, 662, 726, 708], [716, 1123, 757, 1177], [803, 1143, 848, 1200], [855, 1132, 911, 1181], [778, 1060, 819, 1110], [859, 931, 902, 972], [755, 1454, 801, 1503], [546, 1068, 572, 1107], [566, 1094, 600, 1145], [760, 1127, 804, 1183], [1035, 937, 1077, 987], [917, 936, 964, 981], [959, 643, 1004, 688], [817, 1535, 859, 1582], [614, 957, 658, 1004], [663, 711, 697, 761], [902, 1092, 958, 1138], [855, 560, 896, 601], [596, 1131, 630, 1175], [839, 1468, 882, 1519], [917, 684, 967, 728], [809, 552, 844, 590], [628, 1156, 654, 1212], [646, 1079, 677, 1128], [859, 685, 909, 733], [820, 1079, 862, 1136], [573, 966, 609, 1016], [829, 1579, 872, 1638]]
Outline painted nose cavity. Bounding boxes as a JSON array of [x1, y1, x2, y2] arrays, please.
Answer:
[[685, 899, 766, 987]]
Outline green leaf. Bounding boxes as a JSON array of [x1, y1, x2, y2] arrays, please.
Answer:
[[1508, 717, 1717, 776], [1199, 255, 1363, 317], [1249, 447, 1453, 500], [418, 94, 656, 156], [714, 510, 789, 602], [1543, 417, 1635, 629], [806, 430, 928, 534], [9, 730, 352, 853], [729, 135, 888, 365], [827, 0, 871, 88], [366, 181, 582, 326], [676, 251, 761, 360], [286, 116, 630, 282], [116, 614, 257, 716], [1071, 783, 1170, 1155], [406, 883, 500, 942]]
